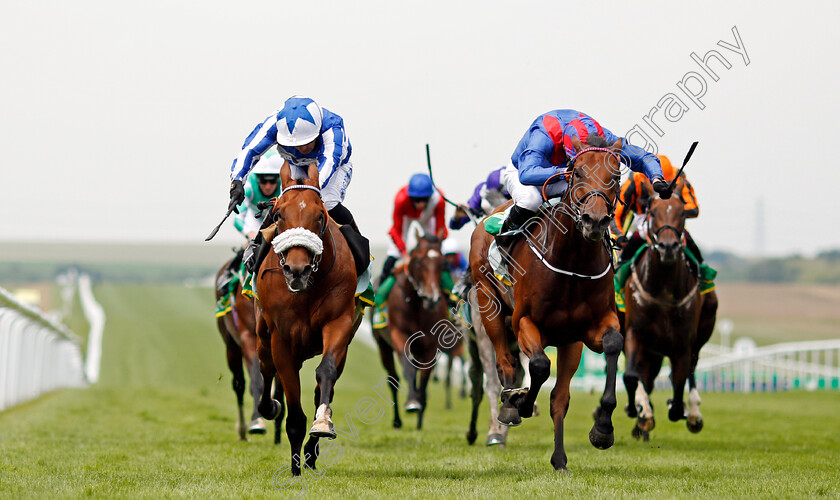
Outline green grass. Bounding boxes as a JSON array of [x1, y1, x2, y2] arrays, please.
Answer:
[[1, 284, 839, 499]]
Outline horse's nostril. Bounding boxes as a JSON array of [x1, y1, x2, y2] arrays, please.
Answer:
[[282, 265, 292, 274], [303, 265, 312, 275], [581, 214, 594, 225], [599, 216, 611, 228]]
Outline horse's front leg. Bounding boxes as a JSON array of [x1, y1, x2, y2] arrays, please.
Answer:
[[686, 372, 704, 433], [255, 314, 281, 421], [310, 314, 354, 440], [550, 342, 583, 472], [584, 321, 623, 450], [512, 316, 551, 420], [668, 351, 691, 422], [416, 367, 434, 430]]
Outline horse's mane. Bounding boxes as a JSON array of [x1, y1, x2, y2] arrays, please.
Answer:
[[586, 135, 612, 148], [418, 234, 441, 244]]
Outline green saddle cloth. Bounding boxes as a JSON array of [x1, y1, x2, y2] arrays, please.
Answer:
[[484, 212, 506, 235], [614, 245, 717, 313]]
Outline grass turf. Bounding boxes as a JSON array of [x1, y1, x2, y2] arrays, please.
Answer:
[[0, 284, 838, 499]]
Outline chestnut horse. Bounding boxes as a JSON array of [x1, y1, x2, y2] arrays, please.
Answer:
[[215, 257, 283, 442], [254, 162, 365, 477], [621, 177, 718, 440], [470, 136, 624, 472], [373, 229, 461, 430]]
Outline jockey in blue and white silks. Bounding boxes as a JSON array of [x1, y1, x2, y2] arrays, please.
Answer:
[[497, 109, 671, 247], [227, 96, 357, 227]]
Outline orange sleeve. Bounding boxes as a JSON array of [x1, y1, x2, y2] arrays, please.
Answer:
[[681, 177, 699, 218], [613, 176, 640, 235]]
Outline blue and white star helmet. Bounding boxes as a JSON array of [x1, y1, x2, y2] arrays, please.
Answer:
[[275, 96, 323, 147]]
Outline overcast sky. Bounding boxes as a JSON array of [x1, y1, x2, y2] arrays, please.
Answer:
[[1, 0, 838, 257]]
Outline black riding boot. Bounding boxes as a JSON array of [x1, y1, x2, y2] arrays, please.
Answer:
[[495, 205, 535, 256], [245, 232, 272, 275], [328, 203, 361, 235], [684, 231, 704, 263], [378, 255, 398, 287], [618, 232, 645, 266]]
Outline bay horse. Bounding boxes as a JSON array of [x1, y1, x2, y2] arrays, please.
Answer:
[[215, 256, 284, 442], [373, 228, 461, 430], [621, 177, 718, 440], [470, 135, 624, 472], [254, 162, 365, 477]]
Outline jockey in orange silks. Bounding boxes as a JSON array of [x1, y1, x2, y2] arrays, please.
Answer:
[[613, 155, 704, 263]]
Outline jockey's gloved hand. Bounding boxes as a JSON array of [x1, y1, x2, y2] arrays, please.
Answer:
[[615, 234, 629, 248], [228, 180, 245, 213], [652, 179, 672, 200]]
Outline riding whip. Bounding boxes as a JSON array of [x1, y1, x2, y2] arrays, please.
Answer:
[[666, 141, 699, 194], [205, 206, 235, 241], [425, 143, 478, 225]]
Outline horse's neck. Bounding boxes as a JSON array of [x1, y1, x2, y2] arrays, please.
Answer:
[[639, 249, 692, 297]]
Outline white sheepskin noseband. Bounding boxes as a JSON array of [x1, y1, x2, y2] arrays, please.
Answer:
[[271, 227, 323, 256]]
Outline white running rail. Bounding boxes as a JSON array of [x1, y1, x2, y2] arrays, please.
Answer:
[[0, 286, 87, 411], [79, 274, 105, 383]]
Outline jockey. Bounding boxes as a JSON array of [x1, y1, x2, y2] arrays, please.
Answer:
[[226, 96, 361, 272], [379, 173, 448, 284], [613, 154, 703, 263], [497, 109, 668, 253], [216, 151, 284, 315], [442, 237, 469, 282], [449, 166, 511, 230]]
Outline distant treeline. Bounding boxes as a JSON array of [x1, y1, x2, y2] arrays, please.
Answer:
[[708, 249, 840, 284], [0, 262, 217, 285]]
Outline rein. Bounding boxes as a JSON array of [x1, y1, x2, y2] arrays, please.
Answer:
[[526, 146, 620, 279], [629, 255, 699, 308]]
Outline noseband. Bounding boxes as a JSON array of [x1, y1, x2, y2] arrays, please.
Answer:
[[265, 183, 333, 276], [645, 209, 685, 251]]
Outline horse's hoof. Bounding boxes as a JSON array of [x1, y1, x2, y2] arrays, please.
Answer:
[[486, 433, 506, 446], [309, 420, 336, 439], [500, 387, 528, 404], [687, 417, 704, 433], [637, 416, 655, 432], [405, 400, 422, 413], [589, 424, 615, 450], [258, 399, 281, 420], [466, 430, 478, 445], [248, 418, 267, 434], [625, 403, 640, 418], [631, 424, 642, 440], [532, 402, 540, 417], [498, 406, 522, 427], [393, 419, 403, 429], [668, 404, 686, 422]]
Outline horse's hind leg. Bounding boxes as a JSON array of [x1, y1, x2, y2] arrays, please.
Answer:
[[242, 332, 268, 435], [444, 353, 454, 409], [622, 327, 642, 418], [220, 319, 248, 441], [416, 367, 434, 430], [549, 343, 582, 472], [374, 331, 402, 428], [465, 329, 483, 445], [273, 375, 285, 444], [477, 327, 506, 446], [588, 327, 624, 450]]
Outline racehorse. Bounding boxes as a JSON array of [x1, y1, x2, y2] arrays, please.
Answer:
[[470, 135, 624, 471], [464, 281, 532, 447], [621, 177, 718, 440], [373, 228, 461, 430], [214, 257, 283, 442], [254, 162, 365, 477]]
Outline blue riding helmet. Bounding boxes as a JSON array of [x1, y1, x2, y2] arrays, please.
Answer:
[[407, 173, 434, 198]]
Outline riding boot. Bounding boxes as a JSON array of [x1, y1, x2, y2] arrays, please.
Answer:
[[378, 255, 398, 287], [494, 205, 535, 256], [245, 232, 271, 275], [328, 203, 362, 235], [684, 231, 704, 263], [618, 232, 645, 266]]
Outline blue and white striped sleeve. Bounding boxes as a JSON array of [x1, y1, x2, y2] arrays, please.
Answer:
[[229, 113, 279, 182], [316, 125, 345, 189]]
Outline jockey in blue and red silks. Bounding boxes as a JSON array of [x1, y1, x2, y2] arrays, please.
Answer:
[[497, 109, 671, 251], [449, 167, 511, 230]]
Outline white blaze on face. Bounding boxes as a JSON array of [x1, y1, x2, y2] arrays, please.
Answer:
[[635, 383, 654, 419], [427, 249, 440, 258], [688, 388, 702, 418], [299, 200, 307, 210]]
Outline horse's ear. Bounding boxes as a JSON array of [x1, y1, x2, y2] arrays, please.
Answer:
[[414, 227, 422, 243], [280, 161, 292, 188], [611, 138, 623, 151], [572, 135, 584, 154], [305, 162, 320, 188]]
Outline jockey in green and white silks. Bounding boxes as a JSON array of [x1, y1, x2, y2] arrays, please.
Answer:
[[216, 151, 284, 316]]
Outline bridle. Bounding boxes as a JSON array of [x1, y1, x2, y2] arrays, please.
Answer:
[[542, 147, 622, 231], [403, 243, 443, 306], [644, 199, 685, 252], [260, 183, 335, 279]]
